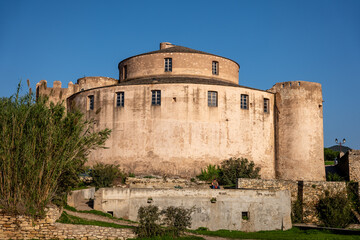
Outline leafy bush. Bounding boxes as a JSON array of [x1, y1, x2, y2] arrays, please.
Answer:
[[196, 164, 220, 182], [326, 172, 344, 181], [135, 205, 163, 238], [135, 205, 194, 238], [316, 192, 353, 228], [324, 148, 339, 162], [291, 199, 303, 223], [161, 206, 194, 237], [218, 158, 260, 186], [90, 163, 126, 188], [0, 84, 110, 217]]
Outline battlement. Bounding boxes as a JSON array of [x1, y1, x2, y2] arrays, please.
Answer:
[[36, 77, 118, 106]]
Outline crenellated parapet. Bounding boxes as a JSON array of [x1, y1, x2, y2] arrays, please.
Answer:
[[36, 77, 118, 106]]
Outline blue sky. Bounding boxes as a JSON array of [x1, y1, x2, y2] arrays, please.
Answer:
[[0, 0, 359, 149]]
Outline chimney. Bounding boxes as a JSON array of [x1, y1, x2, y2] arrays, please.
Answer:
[[160, 42, 175, 50]]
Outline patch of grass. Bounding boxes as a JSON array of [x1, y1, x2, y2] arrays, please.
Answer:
[[144, 175, 156, 179], [64, 205, 137, 223], [129, 236, 204, 240], [57, 211, 134, 229], [325, 161, 335, 165], [190, 227, 360, 240]]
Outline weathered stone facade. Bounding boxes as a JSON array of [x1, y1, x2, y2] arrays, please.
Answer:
[[337, 150, 360, 181], [93, 187, 292, 232], [237, 178, 347, 223], [36, 42, 325, 181]]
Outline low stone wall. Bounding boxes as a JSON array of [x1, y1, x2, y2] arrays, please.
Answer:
[[0, 206, 135, 240], [94, 187, 292, 232], [237, 178, 347, 223], [337, 150, 360, 181], [67, 187, 96, 208]]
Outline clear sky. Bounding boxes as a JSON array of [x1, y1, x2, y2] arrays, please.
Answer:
[[0, 0, 359, 149]]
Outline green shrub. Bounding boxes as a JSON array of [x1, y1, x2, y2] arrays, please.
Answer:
[[218, 158, 260, 186], [324, 148, 339, 162], [291, 199, 303, 223], [0, 84, 110, 217], [196, 164, 220, 182], [326, 172, 344, 181], [135, 205, 163, 238], [90, 163, 126, 188], [316, 192, 353, 228], [161, 206, 194, 237]]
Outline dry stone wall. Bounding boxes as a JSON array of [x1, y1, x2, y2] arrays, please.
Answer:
[[0, 206, 135, 240], [237, 178, 347, 223]]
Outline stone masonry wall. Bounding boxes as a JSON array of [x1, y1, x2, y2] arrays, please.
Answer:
[[0, 206, 135, 240], [337, 150, 360, 182], [237, 178, 347, 223]]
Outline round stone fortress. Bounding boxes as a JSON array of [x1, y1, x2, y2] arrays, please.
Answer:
[[36, 42, 325, 181]]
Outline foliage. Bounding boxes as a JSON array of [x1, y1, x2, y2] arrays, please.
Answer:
[[196, 164, 220, 182], [291, 199, 303, 223], [135, 205, 164, 238], [161, 206, 194, 237], [326, 172, 344, 181], [324, 148, 339, 162], [0, 84, 110, 217], [218, 158, 260, 186], [316, 192, 353, 228], [90, 162, 126, 188], [191, 227, 360, 240], [130, 236, 204, 240], [135, 205, 194, 238], [57, 211, 132, 229]]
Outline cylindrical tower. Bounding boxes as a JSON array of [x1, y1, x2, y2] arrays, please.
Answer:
[[270, 81, 325, 181]]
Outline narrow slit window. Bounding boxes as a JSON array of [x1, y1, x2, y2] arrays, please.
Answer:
[[208, 91, 218, 107], [212, 61, 219, 75], [264, 98, 269, 113], [164, 58, 172, 72], [151, 90, 161, 106], [116, 92, 125, 107], [123, 65, 127, 79], [88, 95, 94, 110], [241, 94, 249, 109]]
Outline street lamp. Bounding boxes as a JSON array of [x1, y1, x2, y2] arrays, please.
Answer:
[[335, 138, 346, 153]]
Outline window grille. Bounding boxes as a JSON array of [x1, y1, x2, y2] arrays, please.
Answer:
[[208, 91, 218, 107], [164, 58, 172, 72], [241, 94, 248, 109], [264, 98, 269, 113], [212, 61, 219, 75], [151, 90, 161, 106], [116, 92, 124, 107], [88, 95, 94, 110]]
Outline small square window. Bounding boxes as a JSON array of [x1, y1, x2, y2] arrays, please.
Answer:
[[242, 212, 249, 220], [264, 98, 269, 113], [165, 58, 172, 72], [241, 94, 248, 109], [88, 95, 94, 110], [212, 61, 219, 75], [152, 90, 161, 106], [116, 92, 124, 107], [208, 91, 218, 107]]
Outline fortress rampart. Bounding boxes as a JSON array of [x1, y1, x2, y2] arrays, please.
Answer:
[[36, 42, 325, 181]]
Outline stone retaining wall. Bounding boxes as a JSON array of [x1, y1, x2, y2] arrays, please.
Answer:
[[237, 178, 347, 223], [0, 206, 135, 240]]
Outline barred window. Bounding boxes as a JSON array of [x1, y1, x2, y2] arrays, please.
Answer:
[[241, 94, 248, 109], [164, 58, 172, 72], [116, 92, 124, 107], [88, 95, 94, 110], [212, 61, 219, 75], [151, 90, 161, 106], [264, 98, 269, 113], [208, 91, 218, 107]]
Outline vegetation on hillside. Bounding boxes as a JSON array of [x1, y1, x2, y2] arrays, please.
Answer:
[[0, 84, 111, 217], [197, 157, 260, 187], [90, 162, 127, 188], [324, 148, 339, 162]]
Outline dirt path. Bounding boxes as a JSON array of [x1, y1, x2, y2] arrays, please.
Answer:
[[64, 209, 138, 227]]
